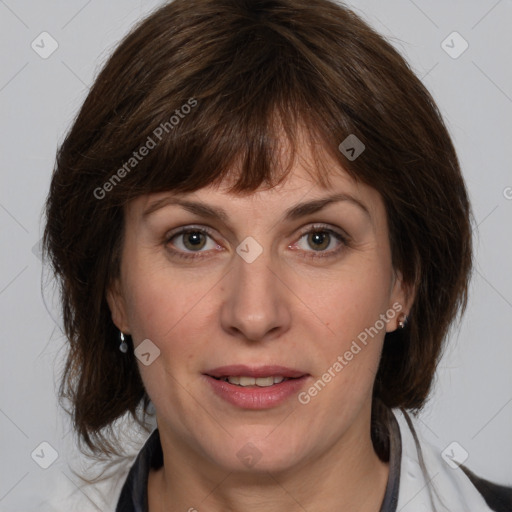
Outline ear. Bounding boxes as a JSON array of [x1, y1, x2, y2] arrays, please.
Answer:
[[106, 278, 131, 334], [386, 269, 415, 333]]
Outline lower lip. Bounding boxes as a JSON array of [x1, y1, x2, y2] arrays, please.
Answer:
[[204, 375, 309, 409]]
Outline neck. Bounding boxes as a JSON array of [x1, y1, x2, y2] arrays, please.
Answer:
[[149, 410, 390, 512]]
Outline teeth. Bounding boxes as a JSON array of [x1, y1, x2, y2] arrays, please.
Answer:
[[225, 376, 287, 387], [239, 376, 256, 386], [255, 377, 274, 387]]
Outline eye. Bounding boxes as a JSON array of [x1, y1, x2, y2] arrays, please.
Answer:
[[291, 224, 348, 260], [165, 226, 221, 260]]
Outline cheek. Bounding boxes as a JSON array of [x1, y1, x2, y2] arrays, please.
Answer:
[[295, 274, 389, 418], [303, 259, 392, 337], [123, 276, 206, 403], [294, 257, 393, 401], [122, 253, 208, 338], [121, 262, 220, 384]]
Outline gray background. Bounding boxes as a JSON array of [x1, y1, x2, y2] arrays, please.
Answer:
[[1, 0, 511, 510]]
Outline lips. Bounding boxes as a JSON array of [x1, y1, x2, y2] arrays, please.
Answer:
[[203, 365, 310, 409]]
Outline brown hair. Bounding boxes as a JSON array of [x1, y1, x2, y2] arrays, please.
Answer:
[[43, 0, 472, 459]]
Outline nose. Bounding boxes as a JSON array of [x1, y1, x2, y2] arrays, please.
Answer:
[[220, 244, 291, 343]]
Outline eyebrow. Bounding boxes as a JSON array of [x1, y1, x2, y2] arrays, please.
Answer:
[[142, 192, 370, 223]]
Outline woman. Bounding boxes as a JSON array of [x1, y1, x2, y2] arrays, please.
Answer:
[[43, 0, 512, 510]]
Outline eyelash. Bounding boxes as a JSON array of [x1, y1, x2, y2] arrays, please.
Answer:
[[164, 224, 349, 261]]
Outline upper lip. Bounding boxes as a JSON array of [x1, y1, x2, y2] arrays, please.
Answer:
[[205, 365, 308, 379]]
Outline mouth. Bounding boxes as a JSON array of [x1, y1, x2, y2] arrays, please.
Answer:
[[210, 375, 296, 387], [203, 365, 310, 409], [205, 364, 307, 384]]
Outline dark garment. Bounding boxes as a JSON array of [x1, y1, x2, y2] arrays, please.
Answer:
[[460, 465, 512, 512], [116, 428, 163, 512]]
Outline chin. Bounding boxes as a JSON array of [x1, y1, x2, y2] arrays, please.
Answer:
[[208, 431, 309, 474]]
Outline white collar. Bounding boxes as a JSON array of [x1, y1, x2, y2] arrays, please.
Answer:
[[392, 408, 493, 511]]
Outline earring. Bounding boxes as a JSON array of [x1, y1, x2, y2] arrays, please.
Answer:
[[398, 313, 408, 329], [119, 332, 128, 353]]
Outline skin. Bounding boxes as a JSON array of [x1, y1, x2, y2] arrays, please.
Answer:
[[108, 142, 413, 512]]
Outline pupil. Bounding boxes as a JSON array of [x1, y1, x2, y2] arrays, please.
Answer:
[[189, 233, 201, 245]]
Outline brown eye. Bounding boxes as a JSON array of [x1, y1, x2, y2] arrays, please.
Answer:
[[180, 231, 208, 251], [165, 226, 221, 260], [306, 231, 331, 251], [291, 224, 349, 260]]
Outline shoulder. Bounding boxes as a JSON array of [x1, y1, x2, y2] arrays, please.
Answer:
[[390, 408, 512, 512]]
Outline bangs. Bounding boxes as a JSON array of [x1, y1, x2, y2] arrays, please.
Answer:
[[102, 97, 352, 286], [87, 8, 361, 204], [121, 96, 342, 199]]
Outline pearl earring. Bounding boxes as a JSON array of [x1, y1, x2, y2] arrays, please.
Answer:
[[119, 332, 128, 353]]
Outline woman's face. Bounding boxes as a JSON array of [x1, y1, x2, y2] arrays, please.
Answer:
[[108, 147, 409, 474]]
